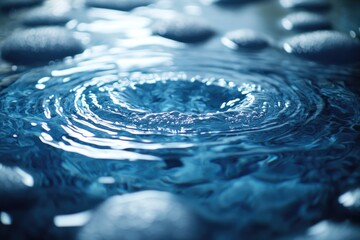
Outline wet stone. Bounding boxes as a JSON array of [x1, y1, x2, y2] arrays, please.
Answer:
[[338, 188, 360, 218], [283, 30, 360, 64], [281, 12, 331, 32], [85, 0, 154, 11], [210, 0, 260, 5], [152, 17, 214, 43], [77, 191, 207, 240], [222, 29, 269, 50], [294, 221, 360, 240], [280, 0, 331, 12], [22, 9, 72, 27], [0, 0, 43, 11], [1, 27, 84, 65], [0, 165, 35, 209]]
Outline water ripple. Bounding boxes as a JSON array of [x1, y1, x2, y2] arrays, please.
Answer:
[[0, 48, 359, 164]]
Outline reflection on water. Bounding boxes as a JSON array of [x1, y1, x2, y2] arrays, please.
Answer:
[[0, 0, 360, 239], [1, 47, 360, 238]]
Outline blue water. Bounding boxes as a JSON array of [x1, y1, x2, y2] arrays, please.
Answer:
[[1, 0, 360, 239]]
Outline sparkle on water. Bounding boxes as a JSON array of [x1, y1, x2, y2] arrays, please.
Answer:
[[1, 46, 360, 238], [1, 0, 360, 239]]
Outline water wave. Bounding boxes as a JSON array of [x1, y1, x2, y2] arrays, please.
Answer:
[[1, 48, 359, 163]]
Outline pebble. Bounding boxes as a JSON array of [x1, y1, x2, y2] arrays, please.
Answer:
[[85, 0, 153, 11], [0, 164, 36, 209], [281, 12, 331, 32], [338, 188, 360, 219], [0, 0, 43, 11], [279, 0, 331, 12], [77, 191, 207, 240], [152, 17, 214, 43], [282, 30, 360, 64], [294, 221, 360, 240], [339, 188, 360, 209], [222, 29, 269, 50], [210, 0, 258, 5], [1, 27, 84, 65], [22, 9, 72, 27]]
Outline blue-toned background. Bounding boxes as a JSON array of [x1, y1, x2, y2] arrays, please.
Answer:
[[1, 0, 360, 239]]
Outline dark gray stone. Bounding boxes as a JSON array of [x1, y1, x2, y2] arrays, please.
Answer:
[[280, 0, 331, 12], [1, 27, 84, 65], [0, 165, 35, 208], [153, 18, 214, 43], [222, 29, 269, 50], [22, 9, 72, 27], [0, 0, 43, 11], [211, 0, 261, 5], [281, 12, 331, 32], [85, 0, 154, 11], [77, 191, 207, 240], [283, 30, 360, 64]]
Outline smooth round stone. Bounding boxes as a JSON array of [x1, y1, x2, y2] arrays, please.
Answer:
[[222, 29, 269, 50], [281, 12, 331, 32], [280, 0, 331, 11], [0, 165, 35, 208], [294, 221, 360, 240], [22, 9, 72, 27], [152, 18, 214, 43], [283, 30, 360, 64], [1, 27, 84, 65], [338, 188, 360, 217], [77, 191, 206, 240], [85, 0, 153, 11], [0, 0, 43, 11], [210, 0, 257, 5]]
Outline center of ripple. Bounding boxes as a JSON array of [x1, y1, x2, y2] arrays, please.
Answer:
[[115, 79, 246, 114]]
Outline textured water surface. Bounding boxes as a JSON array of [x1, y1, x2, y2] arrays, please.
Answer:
[[1, 47, 360, 237], [2, 49, 358, 157], [1, 0, 360, 239]]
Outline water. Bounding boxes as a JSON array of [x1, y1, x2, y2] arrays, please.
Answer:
[[3, 49, 358, 158], [1, 46, 360, 237], [1, 0, 360, 239]]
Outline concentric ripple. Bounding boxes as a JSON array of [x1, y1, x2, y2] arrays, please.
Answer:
[[0, 48, 359, 162]]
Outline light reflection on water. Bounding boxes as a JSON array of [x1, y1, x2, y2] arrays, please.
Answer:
[[1, 53, 360, 239], [0, 0, 360, 239], [4, 48, 354, 160], [1, 47, 359, 185]]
